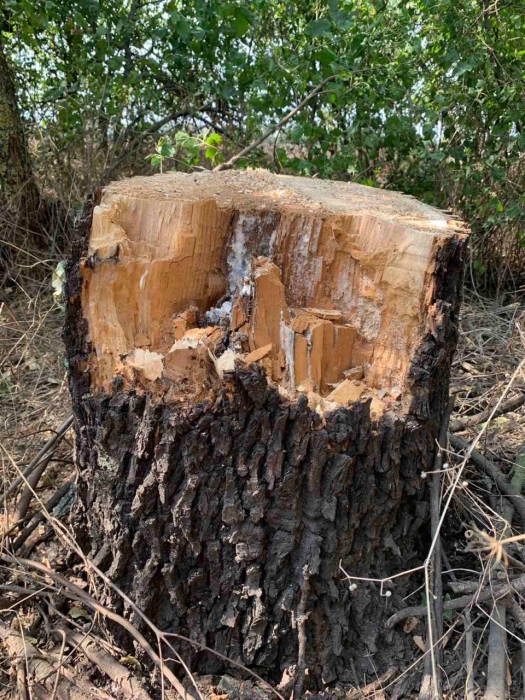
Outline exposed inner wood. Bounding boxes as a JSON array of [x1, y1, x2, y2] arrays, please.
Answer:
[[80, 169, 466, 413]]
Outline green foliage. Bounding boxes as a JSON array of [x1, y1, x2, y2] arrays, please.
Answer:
[[2, 0, 525, 285], [147, 130, 222, 171]]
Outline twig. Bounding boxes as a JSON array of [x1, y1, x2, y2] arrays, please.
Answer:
[[386, 572, 525, 628], [449, 574, 519, 595], [12, 479, 73, 551], [213, 77, 335, 171], [482, 450, 525, 700], [484, 602, 507, 700], [505, 594, 525, 697], [50, 629, 67, 700], [444, 552, 477, 695], [345, 666, 398, 699], [65, 628, 153, 700], [14, 452, 55, 523], [6, 414, 73, 498], [449, 433, 525, 526], [16, 658, 28, 700], [449, 392, 525, 433], [0, 555, 191, 700], [0, 620, 96, 700], [464, 612, 476, 700]]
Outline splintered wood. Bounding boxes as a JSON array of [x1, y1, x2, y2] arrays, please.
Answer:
[[80, 170, 466, 415]]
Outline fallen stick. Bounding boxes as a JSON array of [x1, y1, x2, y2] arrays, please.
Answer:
[[16, 656, 28, 700], [345, 666, 398, 699], [449, 574, 521, 595], [449, 433, 525, 526], [0, 620, 97, 700], [386, 573, 525, 629], [484, 601, 507, 700], [0, 555, 193, 700], [6, 414, 73, 498], [12, 480, 74, 551], [64, 628, 153, 700], [14, 453, 55, 523], [483, 452, 525, 700], [464, 612, 475, 700], [449, 393, 525, 433]]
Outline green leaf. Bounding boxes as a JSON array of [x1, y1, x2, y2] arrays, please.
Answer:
[[314, 47, 337, 67], [232, 7, 251, 36], [69, 606, 91, 620], [174, 19, 191, 39], [205, 132, 222, 146], [120, 655, 142, 670], [327, 0, 353, 29], [454, 61, 472, 77], [158, 138, 174, 157], [304, 18, 332, 38]]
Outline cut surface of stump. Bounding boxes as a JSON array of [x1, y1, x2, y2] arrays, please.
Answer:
[[65, 170, 467, 687]]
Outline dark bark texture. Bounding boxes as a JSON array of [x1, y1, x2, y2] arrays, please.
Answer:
[[64, 194, 466, 687], [0, 34, 41, 237]]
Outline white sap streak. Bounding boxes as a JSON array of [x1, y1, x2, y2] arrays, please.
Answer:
[[203, 300, 232, 325], [280, 310, 295, 392], [268, 227, 277, 256], [305, 328, 312, 380], [227, 214, 254, 293], [139, 270, 148, 291]]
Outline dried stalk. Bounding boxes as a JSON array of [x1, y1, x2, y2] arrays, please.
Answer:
[[386, 572, 525, 628], [65, 628, 153, 700], [0, 620, 96, 700], [449, 433, 525, 526], [12, 479, 73, 551], [484, 602, 507, 700], [345, 666, 398, 699], [449, 392, 525, 433], [6, 414, 73, 498], [0, 555, 191, 700]]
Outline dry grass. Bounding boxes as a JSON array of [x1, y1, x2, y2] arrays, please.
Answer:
[[452, 287, 525, 447], [0, 279, 72, 535]]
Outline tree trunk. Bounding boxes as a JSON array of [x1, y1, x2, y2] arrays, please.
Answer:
[[0, 33, 42, 244], [64, 171, 467, 687]]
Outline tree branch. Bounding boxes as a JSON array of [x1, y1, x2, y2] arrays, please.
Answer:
[[214, 76, 336, 172]]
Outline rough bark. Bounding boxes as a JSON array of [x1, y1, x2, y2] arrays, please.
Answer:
[[64, 172, 467, 688]]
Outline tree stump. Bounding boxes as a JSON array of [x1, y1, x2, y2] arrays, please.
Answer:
[[64, 170, 467, 687]]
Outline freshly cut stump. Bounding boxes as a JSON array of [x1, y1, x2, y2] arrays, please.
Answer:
[[65, 170, 467, 686]]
